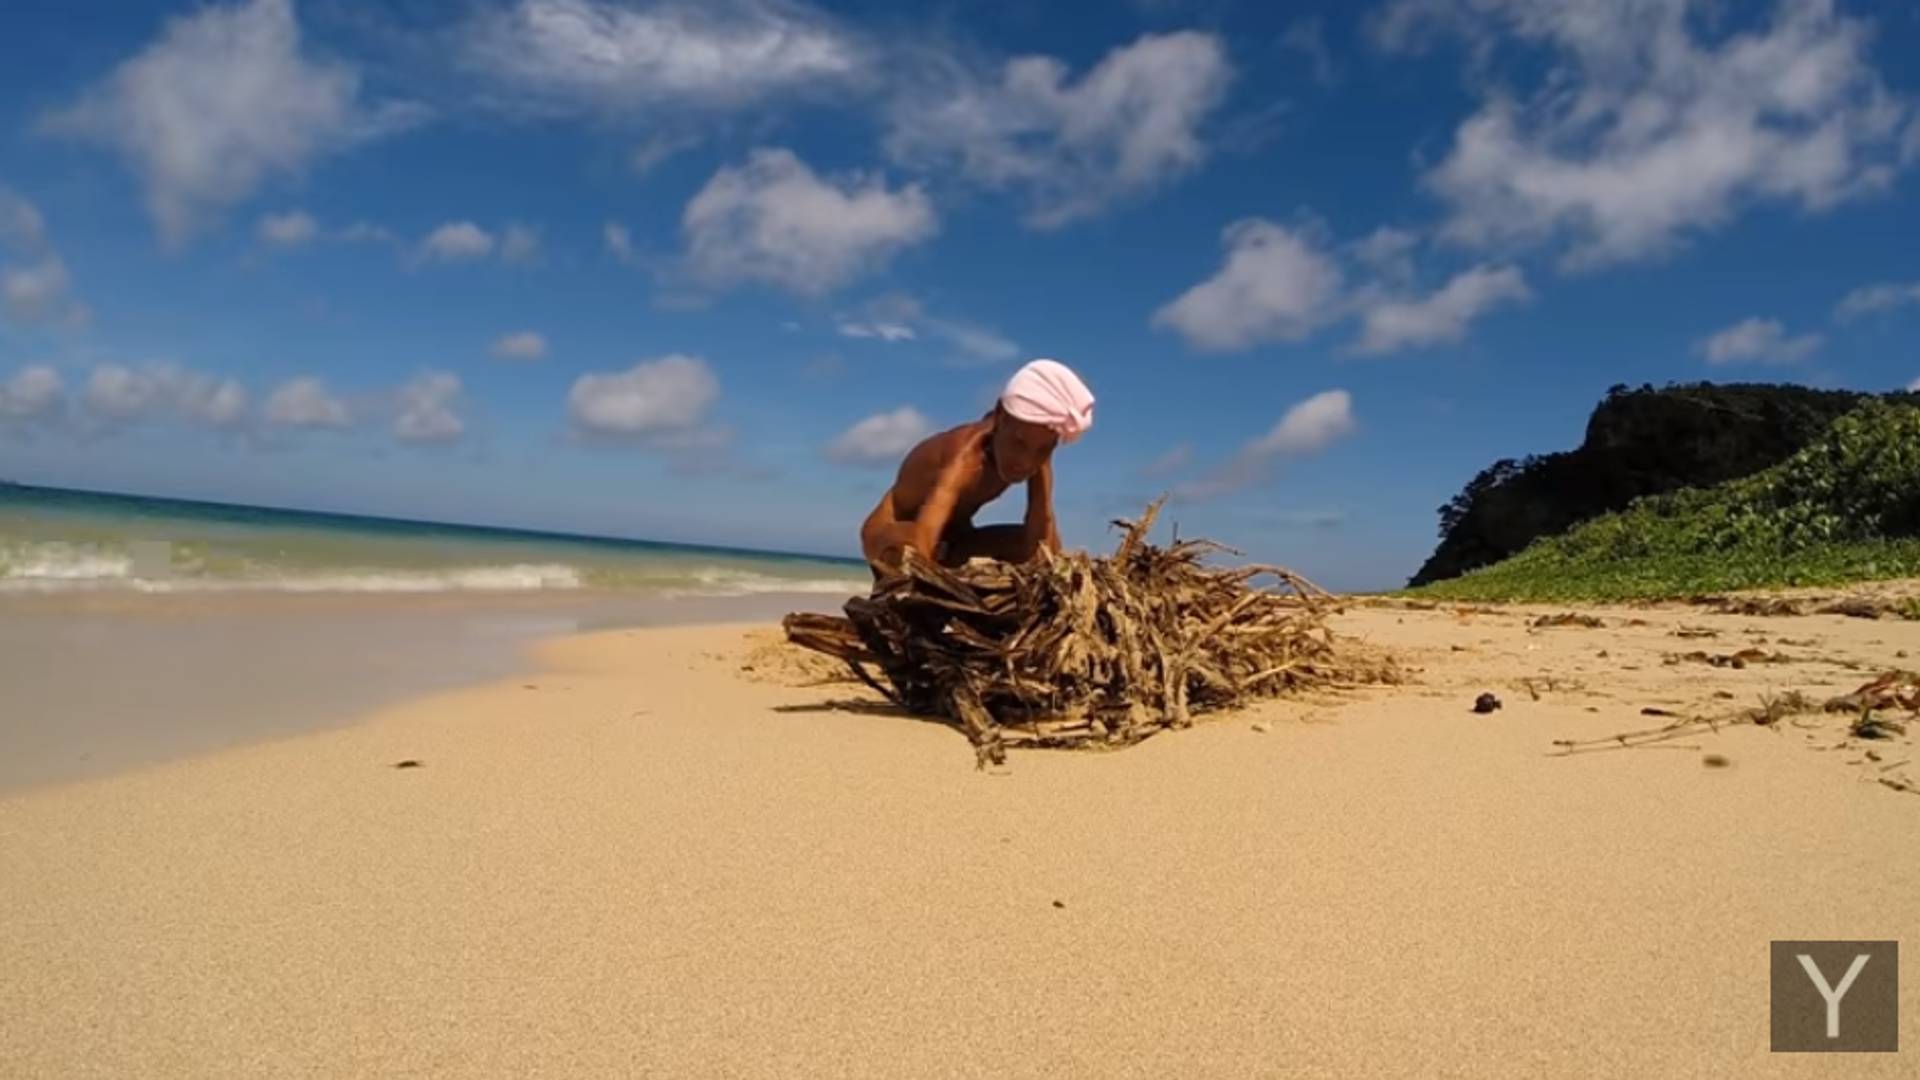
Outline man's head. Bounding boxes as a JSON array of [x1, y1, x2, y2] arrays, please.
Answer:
[[989, 406, 1059, 483], [992, 359, 1093, 483]]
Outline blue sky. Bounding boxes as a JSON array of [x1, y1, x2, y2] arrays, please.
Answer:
[[1, 0, 1918, 590]]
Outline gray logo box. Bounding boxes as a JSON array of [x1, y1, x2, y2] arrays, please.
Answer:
[[1770, 940, 1899, 1052]]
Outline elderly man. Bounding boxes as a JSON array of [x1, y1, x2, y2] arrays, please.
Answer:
[[860, 358, 1095, 577]]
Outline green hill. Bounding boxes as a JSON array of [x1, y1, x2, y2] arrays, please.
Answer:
[[1411, 382, 1918, 586], [1409, 400, 1920, 603]]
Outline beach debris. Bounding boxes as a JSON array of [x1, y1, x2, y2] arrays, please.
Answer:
[[1640, 707, 1681, 717], [391, 759, 422, 769], [1473, 692, 1503, 714], [782, 500, 1367, 766], [1531, 612, 1604, 629], [1251, 721, 1270, 734], [1821, 671, 1920, 716], [1052, 900, 1065, 909], [1664, 648, 1792, 670], [1703, 754, 1730, 768], [1672, 626, 1721, 640]]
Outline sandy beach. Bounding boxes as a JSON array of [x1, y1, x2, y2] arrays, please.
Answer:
[[2, 598, 1915, 1077]]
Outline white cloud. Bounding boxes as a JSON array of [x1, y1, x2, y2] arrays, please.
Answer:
[[825, 406, 933, 466], [1280, 17, 1337, 87], [1351, 264, 1530, 355], [1381, 0, 1915, 269], [886, 31, 1231, 228], [0, 190, 48, 251], [2, 258, 79, 327], [683, 147, 936, 295], [924, 317, 1020, 365], [1836, 280, 1920, 321], [1158, 217, 1529, 354], [0, 365, 65, 420], [1172, 389, 1356, 501], [1153, 219, 1345, 351], [394, 371, 464, 443], [491, 331, 549, 361], [81, 362, 248, 429], [41, 0, 422, 246], [1908, 375, 1920, 392], [837, 321, 915, 342], [631, 131, 701, 175], [1695, 317, 1824, 365], [0, 188, 87, 329], [460, 0, 866, 115], [257, 209, 318, 247], [340, 221, 396, 245], [1139, 443, 1193, 479], [500, 223, 542, 265], [264, 375, 351, 428], [417, 221, 496, 263], [604, 221, 635, 264], [568, 354, 720, 440]]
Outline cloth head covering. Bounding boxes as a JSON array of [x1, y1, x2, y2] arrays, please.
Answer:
[[999, 359, 1094, 443]]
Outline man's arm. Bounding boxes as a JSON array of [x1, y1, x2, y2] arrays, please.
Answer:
[[911, 429, 987, 560], [1022, 459, 1061, 554]]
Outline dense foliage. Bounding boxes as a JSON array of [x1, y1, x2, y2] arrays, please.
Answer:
[[1412, 382, 1919, 586], [1411, 401, 1920, 602]]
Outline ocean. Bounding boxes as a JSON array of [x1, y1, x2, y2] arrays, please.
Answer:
[[0, 484, 870, 597]]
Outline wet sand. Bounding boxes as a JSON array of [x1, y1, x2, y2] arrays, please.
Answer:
[[0, 599, 1914, 1076]]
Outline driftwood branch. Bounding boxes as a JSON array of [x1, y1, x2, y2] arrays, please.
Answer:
[[783, 498, 1354, 766]]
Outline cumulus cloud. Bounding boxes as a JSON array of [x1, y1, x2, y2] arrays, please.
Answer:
[[825, 406, 933, 466], [0, 365, 65, 421], [1280, 17, 1338, 87], [41, 0, 422, 246], [630, 131, 701, 175], [886, 31, 1231, 228], [1378, 0, 1915, 269], [257, 209, 318, 247], [1156, 218, 1529, 354], [683, 147, 936, 295], [604, 221, 635, 264], [500, 223, 542, 265], [837, 321, 916, 342], [1351, 264, 1530, 355], [1836, 280, 1920, 321], [81, 362, 248, 429], [0, 188, 87, 329], [1694, 317, 1823, 365], [394, 371, 464, 443], [568, 354, 721, 443], [459, 0, 867, 116], [264, 375, 352, 428], [1139, 443, 1193, 479], [1172, 389, 1356, 501], [416, 221, 496, 263], [490, 331, 549, 361], [1153, 219, 1346, 351]]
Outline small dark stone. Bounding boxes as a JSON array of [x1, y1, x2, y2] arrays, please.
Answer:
[[1702, 754, 1730, 768], [1052, 900, 1065, 909], [1472, 692, 1502, 714], [392, 759, 423, 769]]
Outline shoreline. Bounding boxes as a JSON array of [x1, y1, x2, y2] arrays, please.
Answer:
[[0, 588, 855, 794]]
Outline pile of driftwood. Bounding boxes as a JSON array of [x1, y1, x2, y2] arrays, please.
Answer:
[[783, 501, 1346, 766]]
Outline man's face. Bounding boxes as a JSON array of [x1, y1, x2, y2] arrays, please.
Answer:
[[991, 411, 1058, 483]]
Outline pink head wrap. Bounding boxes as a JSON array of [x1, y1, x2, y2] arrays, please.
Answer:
[[999, 359, 1095, 443]]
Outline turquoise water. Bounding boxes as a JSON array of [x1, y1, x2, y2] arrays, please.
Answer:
[[0, 484, 868, 596]]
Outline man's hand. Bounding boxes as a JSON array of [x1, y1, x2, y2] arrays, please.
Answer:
[[1023, 459, 1061, 555]]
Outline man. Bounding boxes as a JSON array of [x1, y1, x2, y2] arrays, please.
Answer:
[[861, 358, 1095, 577]]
